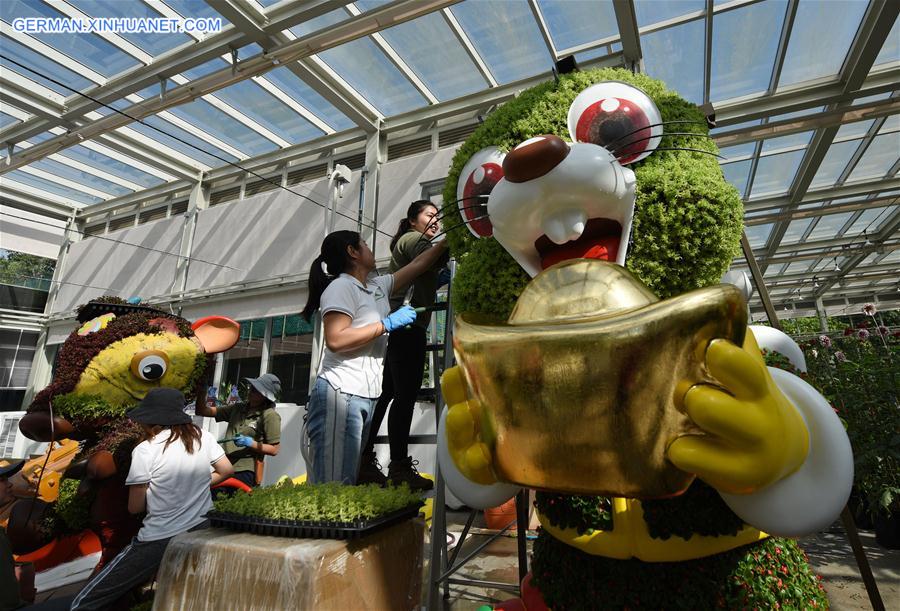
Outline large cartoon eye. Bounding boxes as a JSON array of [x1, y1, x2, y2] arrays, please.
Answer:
[[567, 81, 663, 164], [456, 147, 506, 238], [131, 350, 169, 381]]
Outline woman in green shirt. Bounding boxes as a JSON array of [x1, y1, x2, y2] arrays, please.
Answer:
[[359, 200, 447, 490], [196, 373, 281, 490]]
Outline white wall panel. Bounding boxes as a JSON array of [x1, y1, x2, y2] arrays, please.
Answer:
[[187, 179, 334, 291], [1, 205, 65, 259], [373, 147, 457, 260], [52, 219, 182, 314]]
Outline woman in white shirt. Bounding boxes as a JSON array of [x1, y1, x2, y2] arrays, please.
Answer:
[[301, 229, 446, 484], [71, 388, 233, 611]]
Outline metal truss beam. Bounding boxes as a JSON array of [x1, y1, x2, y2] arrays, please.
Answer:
[[761, 1, 897, 273], [612, 0, 642, 72], [526, 0, 558, 62], [0, 0, 348, 144], [0, 190, 74, 220], [385, 52, 625, 132], [746, 176, 900, 212], [746, 193, 899, 225], [441, 7, 497, 87], [812, 205, 900, 299], [1, 67, 207, 181], [1, 0, 456, 173], [344, 3, 437, 104], [713, 96, 900, 147], [714, 67, 900, 126]]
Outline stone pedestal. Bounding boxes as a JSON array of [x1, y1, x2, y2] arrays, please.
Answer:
[[154, 519, 424, 610]]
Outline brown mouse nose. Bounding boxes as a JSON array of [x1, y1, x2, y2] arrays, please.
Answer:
[[502, 134, 570, 183]]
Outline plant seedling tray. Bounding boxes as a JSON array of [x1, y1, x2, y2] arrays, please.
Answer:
[[206, 503, 423, 540]]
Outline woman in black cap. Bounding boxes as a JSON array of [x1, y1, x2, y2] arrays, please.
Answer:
[[70, 388, 233, 611]]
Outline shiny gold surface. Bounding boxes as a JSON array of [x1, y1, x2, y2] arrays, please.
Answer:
[[452, 259, 747, 498]]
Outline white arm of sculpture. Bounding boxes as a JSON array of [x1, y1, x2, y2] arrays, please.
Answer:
[[717, 326, 853, 536]]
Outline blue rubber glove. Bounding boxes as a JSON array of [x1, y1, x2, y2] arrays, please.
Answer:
[[234, 435, 254, 448], [381, 305, 417, 333]]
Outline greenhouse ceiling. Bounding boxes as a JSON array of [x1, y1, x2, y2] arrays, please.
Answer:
[[0, 0, 898, 318]]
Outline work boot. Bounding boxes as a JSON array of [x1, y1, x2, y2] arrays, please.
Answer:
[[387, 456, 434, 491], [357, 451, 387, 486]]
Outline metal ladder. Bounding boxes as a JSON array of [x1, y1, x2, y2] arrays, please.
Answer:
[[424, 259, 530, 609]]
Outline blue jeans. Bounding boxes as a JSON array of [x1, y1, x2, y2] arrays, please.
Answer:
[[307, 377, 376, 484]]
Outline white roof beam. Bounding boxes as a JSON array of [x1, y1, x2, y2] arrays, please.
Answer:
[[47, 0, 289, 149], [0, 178, 81, 208], [441, 7, 496, 87], [77, 140, 180, 182], [612, 0, 643, 72], [14, 140, 144, 192], [3, 0, 455, 171], [760, 0, 899, 272], [0, 0, 348, 144], [526, 0, 559, 62], [0, 29, 245, 165], [246, 9, 382, 131], [17, 165, 118, 199], [714, 96, 900, 147], [346, 3, 438, 104]]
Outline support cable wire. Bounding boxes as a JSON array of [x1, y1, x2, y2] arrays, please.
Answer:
[[0, 211, 242, 271], [0, 54, 394, 242]]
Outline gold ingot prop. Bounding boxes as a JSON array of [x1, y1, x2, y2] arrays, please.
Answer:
[[452, 259, 747, 499]]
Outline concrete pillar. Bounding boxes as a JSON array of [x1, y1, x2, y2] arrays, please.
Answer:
[[815, 296, 829, 333]]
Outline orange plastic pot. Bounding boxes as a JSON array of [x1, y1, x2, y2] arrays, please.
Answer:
[[484, 498, 518, 530]]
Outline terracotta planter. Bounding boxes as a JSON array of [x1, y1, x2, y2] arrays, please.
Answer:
[[484, 498, 518, 530]]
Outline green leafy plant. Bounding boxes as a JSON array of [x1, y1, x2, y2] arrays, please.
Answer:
[[54, 478, 93, 532], [212, 481, 423, 523], [535, 492, 613, 534], [532, 531, 828, 609], [769, 327, 899, 519]]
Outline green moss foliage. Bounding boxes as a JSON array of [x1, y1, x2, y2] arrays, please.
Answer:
[[534, 492, 613, 534], [641, 480, 745, 540], [442, 67, 743, 314], [531, 532, 828, 610], [54, 478, 92, 532], [213, 480, 422, 523]]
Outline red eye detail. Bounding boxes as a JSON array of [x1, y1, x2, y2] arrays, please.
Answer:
[[456, 147, 505, 238], [568, 82, 662, 165]]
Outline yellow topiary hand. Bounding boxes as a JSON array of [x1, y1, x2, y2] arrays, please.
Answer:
[[667, 330, 810, 495], [440, 366, 497, 485]]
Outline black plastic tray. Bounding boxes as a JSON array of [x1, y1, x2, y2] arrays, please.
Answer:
[[206, 503, 423, 540]]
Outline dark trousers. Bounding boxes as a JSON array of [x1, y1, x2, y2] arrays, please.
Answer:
[[364, 325, 427, 462], [69, 521, 208, 611]]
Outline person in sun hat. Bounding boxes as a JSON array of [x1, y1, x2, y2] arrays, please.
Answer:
[[195, 373, 282, 491], [68, 388, 233, 611]]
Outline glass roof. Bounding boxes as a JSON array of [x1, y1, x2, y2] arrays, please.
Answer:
[[0, 0, 897, 310]]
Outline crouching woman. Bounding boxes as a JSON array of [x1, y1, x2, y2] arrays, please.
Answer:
[[70, 388, 233, 611]]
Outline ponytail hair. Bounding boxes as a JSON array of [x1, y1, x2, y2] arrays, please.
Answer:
[[390, 200, 437, 252], [301, 230, 361, 321]]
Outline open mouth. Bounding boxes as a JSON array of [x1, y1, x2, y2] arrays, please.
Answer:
[[534, 217, 622, 270]]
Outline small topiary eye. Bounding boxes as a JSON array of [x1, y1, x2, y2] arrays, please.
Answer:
[[456, 147, 506, 238], [567, 81, 662, 164], [131, 350, 168, 381]]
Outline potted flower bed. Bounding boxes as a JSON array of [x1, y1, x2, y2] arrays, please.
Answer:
[[209, 480, 424, 539], [775, 306, 899, 548]]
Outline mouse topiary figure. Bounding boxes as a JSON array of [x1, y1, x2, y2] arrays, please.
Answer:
[[9, 297, 239, 568], [436, 68, 851, 609]]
